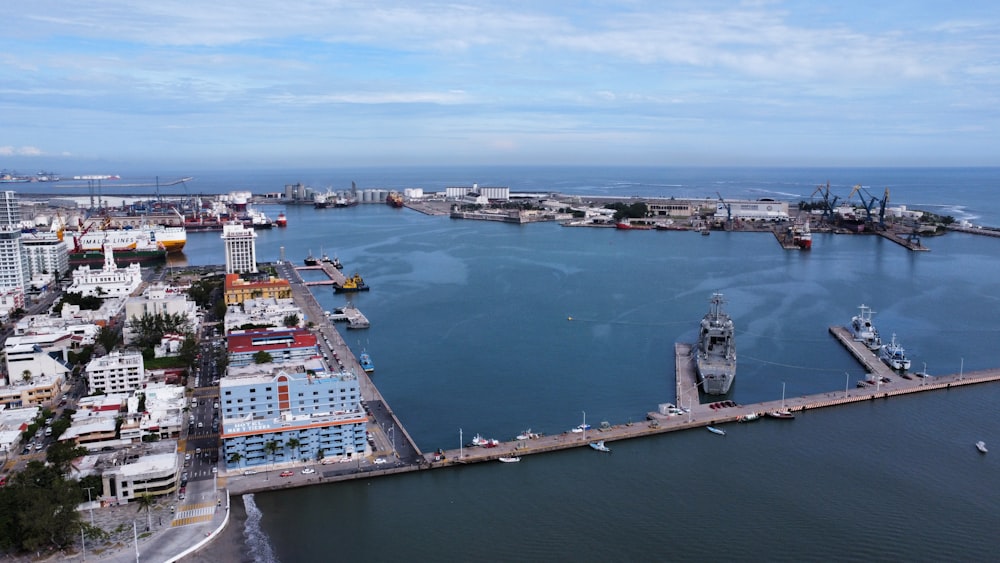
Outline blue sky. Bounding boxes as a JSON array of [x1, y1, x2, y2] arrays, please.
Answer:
[[2, 1, 999, 169]]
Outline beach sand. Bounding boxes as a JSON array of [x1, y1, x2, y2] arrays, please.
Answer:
[[183, 494, 253, 563]]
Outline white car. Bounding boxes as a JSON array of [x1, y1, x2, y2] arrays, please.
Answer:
[[301, 467, 316, 474], [184, 453, 191, 461], [374, 457, 387, 465], [242, 470, 257, 476]]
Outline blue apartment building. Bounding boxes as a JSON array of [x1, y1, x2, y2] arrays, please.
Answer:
[[220, 362, 368, 470]]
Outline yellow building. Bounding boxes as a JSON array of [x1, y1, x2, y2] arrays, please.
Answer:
[[224, 273, 292, 306]]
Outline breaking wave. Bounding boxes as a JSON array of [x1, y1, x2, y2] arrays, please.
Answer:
[[243, 494, 280, 563]]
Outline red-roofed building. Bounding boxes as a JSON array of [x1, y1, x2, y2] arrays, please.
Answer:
[[226, 327, 318, 367]]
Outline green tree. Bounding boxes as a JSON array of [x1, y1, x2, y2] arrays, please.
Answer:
[[20, 370, 32, 385], [228, 452, 243, 467], [135, 493, 155, 531], [263, 440, 279, 479], [96, 325, 120, 352], [45, 440, 88, 473], [0, 461, 82, 552], [285, 437, 301, 460], [283, 313, 299, 327], [177, 334, 199, 367], [253, 350, 273, 364]]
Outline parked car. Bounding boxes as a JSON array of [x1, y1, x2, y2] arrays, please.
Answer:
[[301, 467, 315, 474], [280, 470, 294, 477], [243, 470, 257, 476], [374, 457, 387, 465]]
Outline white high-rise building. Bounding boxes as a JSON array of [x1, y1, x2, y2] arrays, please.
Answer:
[[222, 221, 257, 274], [0, 192, 29, 293]]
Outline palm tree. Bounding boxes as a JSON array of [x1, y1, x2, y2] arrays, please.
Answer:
[[228, 451, 243, 469], [285, 437, 301, 461], [263, 440, 278, 480], [135, 493, 155, 531], [20, 370, 32, 385]]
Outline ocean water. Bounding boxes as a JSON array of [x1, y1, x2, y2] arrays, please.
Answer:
[[156, 167, 1000, 561]]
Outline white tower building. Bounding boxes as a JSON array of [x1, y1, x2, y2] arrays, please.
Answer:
[[222, 221, 258, 274]]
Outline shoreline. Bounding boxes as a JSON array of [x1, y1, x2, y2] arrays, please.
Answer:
[[182, 494, 249, 563]]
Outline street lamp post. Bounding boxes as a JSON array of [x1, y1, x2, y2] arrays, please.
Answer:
[[845, 372, 850, 398], [84, 486, 95, 525]]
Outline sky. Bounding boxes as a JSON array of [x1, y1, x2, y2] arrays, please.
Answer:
[[2, 1, 999, 170]]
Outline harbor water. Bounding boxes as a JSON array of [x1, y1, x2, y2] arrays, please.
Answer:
[[155, 167, 1000, 561]]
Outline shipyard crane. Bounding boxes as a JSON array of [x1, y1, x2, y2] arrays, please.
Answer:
[[810, 181, 839, 223], [875, 188, 890, 229], [848, 184, 877, 225], [716, 192, 732, 229]]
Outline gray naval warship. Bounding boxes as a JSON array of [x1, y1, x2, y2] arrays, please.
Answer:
[[696, 292, 737, 395]]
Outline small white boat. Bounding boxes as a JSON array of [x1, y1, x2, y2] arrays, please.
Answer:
[[976, 441, 988, 454], [498, 456, 521, 463], [737, 413, 759, 422], [707, 426, 726, 436], [589, 440, 611, 453]]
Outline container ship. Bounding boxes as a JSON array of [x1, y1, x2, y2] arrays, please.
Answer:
[[695, 292, 737, 395]]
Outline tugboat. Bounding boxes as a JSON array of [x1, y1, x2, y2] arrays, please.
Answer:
[[695, 293, 737, 395], [321, 253, 343, 269], [880, 333, 911, 371], [360, 352, 374, 374], [275, 212, 287, 227], [789, 220, 812, 249], [334, 272, 370, 293], [304, 251, 319, 266]]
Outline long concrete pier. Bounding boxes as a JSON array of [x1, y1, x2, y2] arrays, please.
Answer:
[[226, 273, 1000, 493]]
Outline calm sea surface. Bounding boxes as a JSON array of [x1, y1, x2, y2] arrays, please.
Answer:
[[139, 167, 1000, 561]]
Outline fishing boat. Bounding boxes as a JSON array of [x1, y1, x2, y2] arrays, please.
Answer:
[[850, 304, 882, 351], [695, 292, 737, 395], [360, 352, 374, 374], [334, 272, 370, 293], [304, 251, 319, 266], [515, 429, 540, 441], [880, 333, 911, 371], [976, 441, 988, 454], [707, 426, 726, 436], [498, 456, 521, 463], [471, 434, 500, 448], [589, 440, 611, 452]]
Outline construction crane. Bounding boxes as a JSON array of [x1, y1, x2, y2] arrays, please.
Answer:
[[810, 181, 839, 223], [716, 192, 732, 229]]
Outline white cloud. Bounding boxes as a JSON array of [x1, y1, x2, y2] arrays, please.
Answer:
[[0, 146, 44, 156]]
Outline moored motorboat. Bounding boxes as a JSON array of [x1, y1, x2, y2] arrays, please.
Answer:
[[737, 413, 760, 422], [304, 251, 318, 266], [766, 410, 795, 420], [498, 456, 521, 463], [976, 441, 987, 454], [707, 426, 726, 436], [589, 440, 611, 452]]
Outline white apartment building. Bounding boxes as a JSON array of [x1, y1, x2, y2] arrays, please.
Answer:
[[0, 192, 29, 293], [123, 283, 201, 344], [222, 222, 257, 274], [85, 351, 145, 394], [21, 231, 70, 280]]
